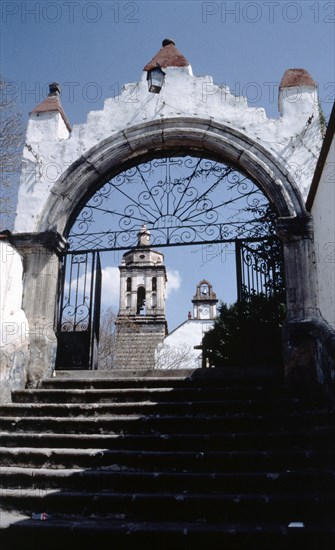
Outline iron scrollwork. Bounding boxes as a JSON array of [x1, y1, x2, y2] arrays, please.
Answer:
[[68, 157, 275, 251], [239, 239, 285, 301], [59, 253, 92, 332]]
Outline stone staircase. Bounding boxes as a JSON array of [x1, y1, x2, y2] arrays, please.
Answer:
[[0, 368, 334, 549]]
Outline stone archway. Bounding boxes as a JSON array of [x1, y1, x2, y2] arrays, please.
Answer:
[[37, 118, 306, 235], [14, 118, 319, 386]]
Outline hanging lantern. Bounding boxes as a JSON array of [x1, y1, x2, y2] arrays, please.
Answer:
[[147, 64, 166, 94]]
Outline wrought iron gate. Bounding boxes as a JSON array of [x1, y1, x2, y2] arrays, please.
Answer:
[[235, 237, 285, 311], [55, 155, 286, 370], [55, 236, 285, 371], [234, 237, 285, 366], [55, 251, 102, 370]]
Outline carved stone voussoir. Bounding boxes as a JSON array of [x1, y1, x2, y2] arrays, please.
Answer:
[[276, 215, 314, 241]]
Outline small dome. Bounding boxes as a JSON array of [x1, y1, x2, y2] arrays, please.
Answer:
[[143, 40, 190, 71], [30, 82, 71, 131], [279, 69, 317, 89]]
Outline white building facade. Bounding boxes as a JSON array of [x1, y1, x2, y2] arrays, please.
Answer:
[[156, 279, 218, 370]]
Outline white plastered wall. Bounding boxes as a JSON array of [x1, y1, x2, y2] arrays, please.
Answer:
[[14, 68, 324, 234], [311, 138, 335, 330], [0, 240, 29, 402]]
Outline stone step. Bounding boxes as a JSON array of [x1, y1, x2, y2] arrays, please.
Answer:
[[0, 399, 319, 417], [1, 488, 335, 523], [41, 373, 281, 390], [43, 377, 199, 390], [0, 411, 333, 434], [1, 368, 333, 548], [12, 386, 288, 403], [2, 517, 334, 550], [1, 428, 333, 450], [2, 467, 335, 493], [42, 378, 229, 390], [0, 447, 333, 470], [53, 367, 281, 379]]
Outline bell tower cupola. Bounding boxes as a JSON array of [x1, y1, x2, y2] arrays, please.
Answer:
[[192, 280, 218, 320], [115, 225, 167, 369], [118, 224, 167, 318]]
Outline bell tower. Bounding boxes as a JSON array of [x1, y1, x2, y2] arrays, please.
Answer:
[[115, 225, 168, 369], [192, 280, 218, 320]]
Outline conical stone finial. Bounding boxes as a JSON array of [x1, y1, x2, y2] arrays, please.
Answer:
[[143, 39, 190, 71]]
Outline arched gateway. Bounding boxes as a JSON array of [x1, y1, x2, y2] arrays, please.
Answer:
[[5, 40, 325, 391], [38, 117, 304, 234]]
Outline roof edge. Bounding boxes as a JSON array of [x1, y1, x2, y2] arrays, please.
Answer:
[[30, 95, 72, 132], [306, 102, 335, 211]]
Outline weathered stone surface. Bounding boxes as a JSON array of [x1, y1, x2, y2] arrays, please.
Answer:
[[15, 66, 323, 235], [113, 322, 166, 370], [1, 369, 334, 546], [6, 233, 66, 389]]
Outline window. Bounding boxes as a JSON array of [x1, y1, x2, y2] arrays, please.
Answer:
[[152, 277, 157, 291], [200, 283, 209, 296], [137, 286, 146, 315], [126, 277, 132, 292], [151, 293, 157, 308]]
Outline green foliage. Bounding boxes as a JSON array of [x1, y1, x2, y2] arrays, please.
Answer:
[[203, 293, 286, 368]]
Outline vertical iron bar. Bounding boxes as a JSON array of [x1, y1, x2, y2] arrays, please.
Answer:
[[82, 251, 89, 312], [73, 257, 81, 330], [91, 252, 102, 370], [67, 254, 74, 327], [88, 252, 96, 369], [250, 251, 255, 296], [235, 240, 243, 303], [246, 249, 251, 301], [57, 254, 67, 332], [256, 251, 260, 295], [95, 253, 102, 342]]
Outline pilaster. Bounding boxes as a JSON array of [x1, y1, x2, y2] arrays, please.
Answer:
[[9, 232, 67, 386], [276, 215, 321, 390]]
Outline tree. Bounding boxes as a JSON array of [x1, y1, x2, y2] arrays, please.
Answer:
[[97, 306, 117, 369], [0, 77, 24, 229], [203, 294, 286, 368], [155, 342, 197, 370]]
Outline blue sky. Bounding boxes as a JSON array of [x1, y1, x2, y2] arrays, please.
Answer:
[[1, 0, 334, 329]]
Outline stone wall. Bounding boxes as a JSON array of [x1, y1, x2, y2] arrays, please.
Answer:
[[113, 318, 166, 370]]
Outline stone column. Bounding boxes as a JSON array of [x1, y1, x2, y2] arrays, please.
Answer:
[[276, 215, 321, 390], [9, 232, 67, 387]]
